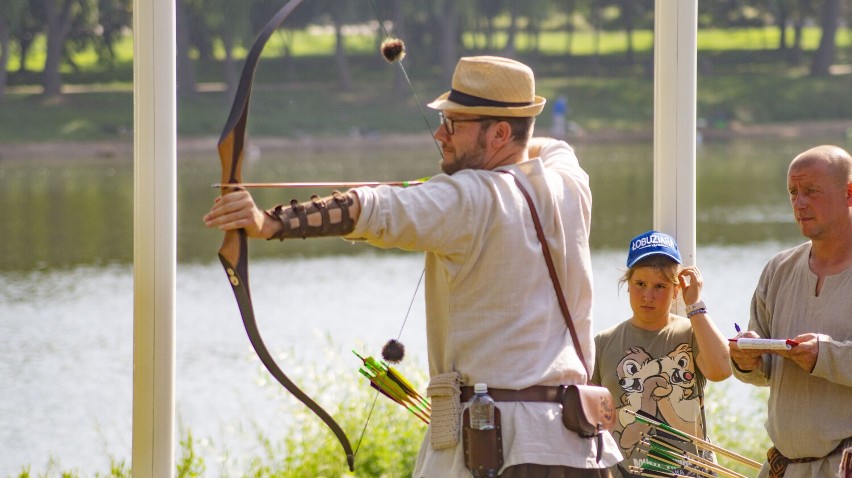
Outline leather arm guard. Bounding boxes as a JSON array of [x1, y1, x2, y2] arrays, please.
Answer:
[[266, 191, 356, 240]]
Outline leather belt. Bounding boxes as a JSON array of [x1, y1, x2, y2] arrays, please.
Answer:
[[460, 385, 563, 403]]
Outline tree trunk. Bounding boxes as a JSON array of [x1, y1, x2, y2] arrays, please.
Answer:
[[789, 6, 805, 65], [622, 2, 635, 65], [221, 22, 237, 104], [176, 0, 197, 97], [502, 3, 518, 56], [590, 0, 602, 76], [331, 10, 353, 92], [42, 0, 77, 100], [564, 0, 576, 56], [438, 0, 458, 84], [809, 0, 840, 76], [485, 12, 495, 52], [391, 0, 407, 94], [17, 35, 32, 74], [775, 1, 789, 51], [0, 15, 8, 98]]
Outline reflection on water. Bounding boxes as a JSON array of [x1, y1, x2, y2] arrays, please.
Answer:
[[1, 245, 785, 476], [2, 136, 833, 271], [0, 135, 848, 475]]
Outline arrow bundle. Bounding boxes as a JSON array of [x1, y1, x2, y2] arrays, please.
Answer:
[[625, 409, 762, 471], [354, 350, 431, 424], [631, 434, 749, 478]]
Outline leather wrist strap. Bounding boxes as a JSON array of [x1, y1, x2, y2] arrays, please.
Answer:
[[501, 171, 591, 380], [266, 191, 355, 240]]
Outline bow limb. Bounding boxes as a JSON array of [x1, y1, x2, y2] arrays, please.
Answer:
[[216, 0, 355, 471]]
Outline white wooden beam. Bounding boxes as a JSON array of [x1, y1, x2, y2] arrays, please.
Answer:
[[653, 0, 698, 267], [132, 0, 176, 475]]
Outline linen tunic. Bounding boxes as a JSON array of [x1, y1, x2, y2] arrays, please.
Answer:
[[348, 140, 621, 477], [733, 242, 852, 478]]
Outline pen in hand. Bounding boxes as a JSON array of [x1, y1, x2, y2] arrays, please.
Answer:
[[729, 323, 742, 343]]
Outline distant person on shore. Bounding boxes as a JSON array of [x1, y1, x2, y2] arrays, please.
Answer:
[[205, 55, 621, 476], [730, 145, 852, 478], [592, 230, 731, 477], [552, 95, 568, 138]]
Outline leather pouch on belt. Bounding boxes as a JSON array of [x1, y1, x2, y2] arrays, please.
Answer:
[[463, 407, 503, 478], [560, 384, 616, 437], [426, 371, 462, 450], [560, 384, 616, 462]]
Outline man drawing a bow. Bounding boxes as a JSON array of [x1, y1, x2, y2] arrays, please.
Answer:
[[205, 55, 621, 477]]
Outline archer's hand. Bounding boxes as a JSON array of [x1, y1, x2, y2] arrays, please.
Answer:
[[729, 331, 765, 372], [203, 190, 273, 239], [775, 333, 824, 373]]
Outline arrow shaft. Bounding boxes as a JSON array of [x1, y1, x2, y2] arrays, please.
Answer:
[[214, 180, 426, 189]]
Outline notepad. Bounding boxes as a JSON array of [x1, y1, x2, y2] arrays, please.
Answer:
[[734, 338, 799, 350]]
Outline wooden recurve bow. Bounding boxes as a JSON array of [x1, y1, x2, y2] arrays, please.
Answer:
[[216, 0, 355, 471]]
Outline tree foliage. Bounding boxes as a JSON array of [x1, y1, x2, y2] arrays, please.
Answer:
[[1, 0, 850, 99]]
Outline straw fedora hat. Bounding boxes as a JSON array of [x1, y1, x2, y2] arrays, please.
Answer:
[[428, 56, 546, 117]]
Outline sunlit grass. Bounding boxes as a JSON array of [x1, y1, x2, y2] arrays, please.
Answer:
[[14, 340, 776, 477], [14, 343, 429, 477], [7, 25, 849, 76], [705, 381, 771, 476]]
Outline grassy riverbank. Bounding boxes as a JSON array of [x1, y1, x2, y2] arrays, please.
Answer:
[[2, 47, 851, 149]]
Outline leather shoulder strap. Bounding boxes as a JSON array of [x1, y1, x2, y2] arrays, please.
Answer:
[[500, 171, 591, 380]]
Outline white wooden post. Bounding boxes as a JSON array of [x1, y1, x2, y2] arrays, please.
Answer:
[[132, 0, 176, 475], [653, 0, 698, 268]]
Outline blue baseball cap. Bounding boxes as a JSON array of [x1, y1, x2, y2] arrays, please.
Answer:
[[626, 230, 682, 268]]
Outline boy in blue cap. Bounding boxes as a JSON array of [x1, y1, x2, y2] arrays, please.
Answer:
[[591, 230, 732, 477]]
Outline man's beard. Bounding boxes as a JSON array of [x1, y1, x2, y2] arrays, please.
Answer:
[[441, 132, 488, 175]]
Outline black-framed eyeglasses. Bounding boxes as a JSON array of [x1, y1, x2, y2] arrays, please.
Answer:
[[439, 112, 490, 135]]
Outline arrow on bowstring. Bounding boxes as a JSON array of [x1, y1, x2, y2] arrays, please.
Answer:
[[210, 178, 430, 189]]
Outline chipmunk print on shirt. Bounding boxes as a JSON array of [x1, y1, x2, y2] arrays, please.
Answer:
[[612, 344, 702, 453]]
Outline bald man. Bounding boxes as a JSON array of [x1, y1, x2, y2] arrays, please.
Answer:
[[730, 145, 852, 478]]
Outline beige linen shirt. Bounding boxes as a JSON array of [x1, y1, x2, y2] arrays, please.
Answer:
[[733, 242, 852, 478], [348, 140, 621, 476]]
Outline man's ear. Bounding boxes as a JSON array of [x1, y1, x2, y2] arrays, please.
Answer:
[[490, 120, 513, 148], [846, 181, 852, 206]]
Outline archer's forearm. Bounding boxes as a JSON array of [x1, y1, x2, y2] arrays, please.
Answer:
[[265, 191, 361, 240]]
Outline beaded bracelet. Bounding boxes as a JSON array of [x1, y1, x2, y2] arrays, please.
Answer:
[[687, 307, 707, 318], [685, 300, 706, 314]]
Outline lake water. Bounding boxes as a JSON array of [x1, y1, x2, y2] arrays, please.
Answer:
[[1, 134, 849, 476]]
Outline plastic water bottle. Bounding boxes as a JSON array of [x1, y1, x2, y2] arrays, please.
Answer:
[[469, 383, 495, 430]]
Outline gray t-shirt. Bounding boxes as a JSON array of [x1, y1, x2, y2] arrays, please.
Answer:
[[593, 317, 709, 477]]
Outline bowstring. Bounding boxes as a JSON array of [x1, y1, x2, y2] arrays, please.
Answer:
[[353, 268, 425, 456], [353, 0, 439, 459], [368, 0, 444, 160]]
